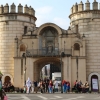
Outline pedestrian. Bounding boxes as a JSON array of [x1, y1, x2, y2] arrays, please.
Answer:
[[26, 77, 32, 94], [45, 80, 49, 93], [31, 81, 34, 93], [49, 80, 53, 93], [0, 71, 4, 100], [54, 79, 59, 92], [40, 81, 43, 94], [23, 86, 26, 93], [34, 80, 38, 93]]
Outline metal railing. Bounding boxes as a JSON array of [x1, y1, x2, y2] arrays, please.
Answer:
[[26, 49, 72, 57]]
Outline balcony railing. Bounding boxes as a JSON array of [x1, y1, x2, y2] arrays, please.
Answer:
[[26, 49, 72, 57]]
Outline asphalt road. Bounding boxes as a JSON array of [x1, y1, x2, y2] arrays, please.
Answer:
[[7, 93, 100, 100]]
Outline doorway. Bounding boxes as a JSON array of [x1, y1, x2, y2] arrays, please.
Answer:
[[91, 75, 99, 92]]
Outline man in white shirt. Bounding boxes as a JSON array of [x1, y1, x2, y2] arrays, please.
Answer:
[[54, 80, 59, 92], [26, 77, 32, 94]]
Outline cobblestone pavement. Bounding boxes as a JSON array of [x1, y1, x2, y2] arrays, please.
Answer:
[[7, 93, 100, 100]]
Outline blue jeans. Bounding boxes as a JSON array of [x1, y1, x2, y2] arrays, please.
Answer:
[[63, 86, 67, 93], [49, 86, 52, 93]]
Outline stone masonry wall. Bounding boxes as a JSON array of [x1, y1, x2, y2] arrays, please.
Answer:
[[0, 14, 35, 80], [70, 11, 100, 80]]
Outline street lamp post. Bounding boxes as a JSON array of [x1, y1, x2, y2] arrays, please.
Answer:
[[60, 52, 65, 93], [32, 41, 34, 57], [14, 36, 18, 57], [66, 54, 72, 79], [64, 41, 65, 52], [22, 53, 26, 85], [76, 56, 78, 80]]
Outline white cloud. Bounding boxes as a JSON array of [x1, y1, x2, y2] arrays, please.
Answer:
[[36, 6, 53, 14], [53, 17, 69, 29], [35, 6, 53, 27]]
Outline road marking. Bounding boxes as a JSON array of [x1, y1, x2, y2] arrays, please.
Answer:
[[50, 98, 56, 99], [21, 95, 30, 100], [37, 95, 48, 100], [94, 96, 100, 99], [8, 96, 23, 100], [62, 96, 85, 100], [54, 95, 63, 98]]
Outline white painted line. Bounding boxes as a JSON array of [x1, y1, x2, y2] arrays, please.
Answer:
[[50, 98, 56, 99], [63, 96, 85, 100], [22, 95, 30, 100], [37, 95, 48, 100], [8, 97, 23, 100], [94, 96, 100, 99], [54, 95, 63, 98]]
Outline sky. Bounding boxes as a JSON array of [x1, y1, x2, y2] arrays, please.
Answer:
[[0, 0, 99, 29]]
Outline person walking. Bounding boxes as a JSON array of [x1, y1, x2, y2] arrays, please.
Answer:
[[48, 80, 53, 93], [45, 80, 49, 93], [0, 71, 4, 100], [54, 79, 59, 92], [40, 81, 43, 94], [31, 81, 34, 93], [34, 81, 38, 93], [26, 77, 32, 94]]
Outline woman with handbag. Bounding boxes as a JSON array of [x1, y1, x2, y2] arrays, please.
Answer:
[[40, 81, 43, 94]]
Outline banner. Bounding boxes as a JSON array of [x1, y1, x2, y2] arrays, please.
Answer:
[[92, 78, 98, 90]]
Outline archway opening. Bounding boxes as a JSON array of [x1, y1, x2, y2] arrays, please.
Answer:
[[40, 64, 61, 81], [34, 57, 62, 82], [91, 75, 99, 92], [4, 76, 11, 84]]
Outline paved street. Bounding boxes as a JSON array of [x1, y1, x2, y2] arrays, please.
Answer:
[[7, 93, 100, 100]]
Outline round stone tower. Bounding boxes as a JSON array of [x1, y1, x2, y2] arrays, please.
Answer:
[[69, 0, 100, 82], [0, 3, 36, 83]]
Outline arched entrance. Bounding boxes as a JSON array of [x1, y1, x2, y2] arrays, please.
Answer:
[[4, 76, 11, 83], [34, 57, 62, 81], [91, 75, 99, 92], [40, 64, 61, 80]]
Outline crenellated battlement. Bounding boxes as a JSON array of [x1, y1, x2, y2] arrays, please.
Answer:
[[70, 0, 100, 14], [0, 3, 35, 16]]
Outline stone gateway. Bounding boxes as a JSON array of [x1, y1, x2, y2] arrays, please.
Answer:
[[0, 0, 100, 92]]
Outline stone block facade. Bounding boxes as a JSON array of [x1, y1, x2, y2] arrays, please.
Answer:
[[0, 0, 100, 92]]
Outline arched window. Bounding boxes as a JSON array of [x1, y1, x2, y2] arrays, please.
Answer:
[[74, 43, 80, 50], [20, 44, 26, 51]]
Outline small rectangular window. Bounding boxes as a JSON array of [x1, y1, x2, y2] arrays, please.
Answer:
[[76, 25, 78, 33], [24, 26, 27, 34]]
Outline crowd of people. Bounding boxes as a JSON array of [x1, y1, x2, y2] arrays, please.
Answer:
[[25, 78, 61, 94], [72, 80, 89, 93], [24, 78, 90, 94], [0, 72, 90, 100], [3, 82, 15, 92]]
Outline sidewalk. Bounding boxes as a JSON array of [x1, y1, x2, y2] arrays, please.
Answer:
[[6, 91, 99, 94]]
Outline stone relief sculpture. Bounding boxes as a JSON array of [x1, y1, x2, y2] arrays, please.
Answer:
[[42, 38, 45, 47], [47, 44, 53, 53], [55, 37, 58, 47]]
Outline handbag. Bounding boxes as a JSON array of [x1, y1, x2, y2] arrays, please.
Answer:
[[4, 96, 8, 100]]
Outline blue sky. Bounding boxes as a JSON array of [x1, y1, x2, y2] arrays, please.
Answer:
[[0, 0, 99, 29]]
